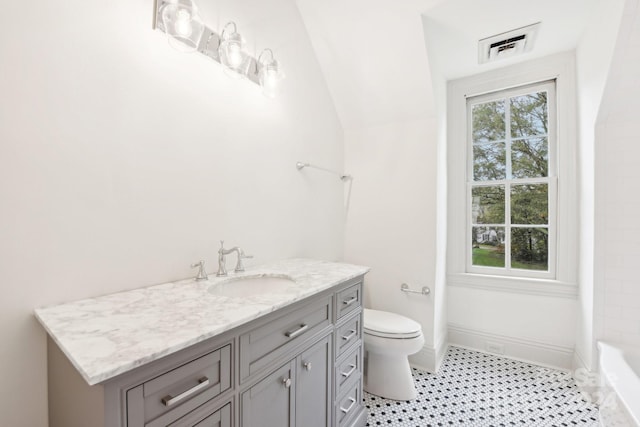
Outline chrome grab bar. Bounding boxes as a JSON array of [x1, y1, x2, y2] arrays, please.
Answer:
[[400, 283, 430, 296]]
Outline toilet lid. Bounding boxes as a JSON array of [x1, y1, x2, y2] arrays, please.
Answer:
[[363, 309, 422, 339]]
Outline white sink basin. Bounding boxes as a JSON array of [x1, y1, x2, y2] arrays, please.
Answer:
[[208, 274, 297, 298]]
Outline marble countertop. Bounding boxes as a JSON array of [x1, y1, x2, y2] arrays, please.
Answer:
[[35, 258, 369, 386]]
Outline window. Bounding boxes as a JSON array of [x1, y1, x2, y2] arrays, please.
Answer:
[[467, 81, 556, 279], [447, 54, 577, 297]]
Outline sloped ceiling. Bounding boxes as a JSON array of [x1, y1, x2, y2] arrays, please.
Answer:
[[296, 0, 600, 130], [295, 0, 444, 129]]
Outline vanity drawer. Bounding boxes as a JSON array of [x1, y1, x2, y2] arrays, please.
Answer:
[[239, 295, 332, 382], [168, 401, 232, 427], [336, 379, 363, 427], [336, 282, 362, 320], [335, 311, 361, 358], [127, 345, 232, 427], [335, 345, 362, 397]]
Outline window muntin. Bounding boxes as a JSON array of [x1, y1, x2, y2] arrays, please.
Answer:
[[467, 81, 556, 278]]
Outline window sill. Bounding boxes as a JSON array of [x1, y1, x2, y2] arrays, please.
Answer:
[[447, 273, 578, 299]]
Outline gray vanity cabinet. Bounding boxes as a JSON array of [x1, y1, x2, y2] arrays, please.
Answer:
[[47, 275, 366, 427]]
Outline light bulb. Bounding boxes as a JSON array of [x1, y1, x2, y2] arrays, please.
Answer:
[[174, 9, 193, 37], [264, 69, 278, 88], [228, 44, 243, 68], [258, 51, 284, 98]]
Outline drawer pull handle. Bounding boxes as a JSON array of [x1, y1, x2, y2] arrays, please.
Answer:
[[285, 323, 308, 339], [342, 297, 358, 306], [282, 377, 292, 388], [341, 364, 357, 378], [341, 329, 357, 341], [303, 362, 312, 371], [340, 397, 356, 414], [161, 377, 209, 407]]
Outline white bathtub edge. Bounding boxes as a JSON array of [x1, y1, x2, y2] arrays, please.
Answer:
[[598, 341, 640, 426]]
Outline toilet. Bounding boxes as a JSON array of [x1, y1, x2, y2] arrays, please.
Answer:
[[363, 308, 424, 401]]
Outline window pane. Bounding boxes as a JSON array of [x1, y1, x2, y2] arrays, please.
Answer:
[[473, 142, 506, 181], [511, 184, 548, 225], [511, 228, 548, 270], [472, 227, 505, 267], [512, 137, 548, 178], [472, 186, 505, 224], [472, 100, 505, 143], [510, 92, 547, 138]]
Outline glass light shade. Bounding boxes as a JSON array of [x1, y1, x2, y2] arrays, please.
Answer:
[[259, 58, 285, 98], [161, 0, 204, 53], [218, 23, 246, 75]]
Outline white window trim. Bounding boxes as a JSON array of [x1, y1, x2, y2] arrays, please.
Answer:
[[447, 52, 578, 299], [466, 81, 557, 280]]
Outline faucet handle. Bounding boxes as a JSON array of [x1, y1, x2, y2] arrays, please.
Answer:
[[234, 249, 253, 273], [191, 260, 208, 281]]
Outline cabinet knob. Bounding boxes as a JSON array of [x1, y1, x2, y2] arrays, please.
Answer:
[[282, 377, 292, 388], [303, 362, 312, 371]]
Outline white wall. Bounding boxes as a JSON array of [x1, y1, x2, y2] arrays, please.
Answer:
[[574, 0, 627, 371], [0, 0, 343, 425], [593, 0, 640, 352], [448, 288, 577, 367], [423, 16, 450, 369], [343, 118, 440, 369]]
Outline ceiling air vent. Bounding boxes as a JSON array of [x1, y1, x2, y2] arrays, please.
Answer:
[[478, 22, 540, 64]]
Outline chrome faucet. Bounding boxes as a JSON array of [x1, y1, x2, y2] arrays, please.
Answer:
[[217, 241, 253, 276], [190, 260, 208, 281]]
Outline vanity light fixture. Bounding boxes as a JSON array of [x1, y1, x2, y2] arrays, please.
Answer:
[[152, 0, 285, 97], [218, 22, 246, 75], [258, 49, 285, 98], [160, 0, 204, 53]]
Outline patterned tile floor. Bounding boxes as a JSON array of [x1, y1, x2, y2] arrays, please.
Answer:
[[364, 346, 599, 427]]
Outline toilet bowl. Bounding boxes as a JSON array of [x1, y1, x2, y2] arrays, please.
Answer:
[[363, 308, 424, 401]]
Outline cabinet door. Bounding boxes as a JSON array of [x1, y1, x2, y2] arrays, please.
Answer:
[[241, 361, 295, 427], [295, 335, 331, 427]]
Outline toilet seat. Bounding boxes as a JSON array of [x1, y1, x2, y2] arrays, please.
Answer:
[[363, 308, 422, 339]]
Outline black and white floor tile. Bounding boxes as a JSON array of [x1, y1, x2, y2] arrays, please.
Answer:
[[364, 346, 599, 426]]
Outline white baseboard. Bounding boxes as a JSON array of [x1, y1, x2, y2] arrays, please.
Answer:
[[571, 349, 600, 401], [572, 349, 589, 373], [435, 332, 448, 372], [409, 333, 449, 373], [448, 323, 574, 370]]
